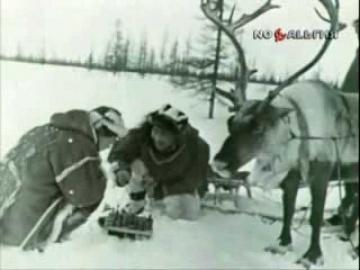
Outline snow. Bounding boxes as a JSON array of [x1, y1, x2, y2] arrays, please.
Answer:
[[0, 61, 358, 269]]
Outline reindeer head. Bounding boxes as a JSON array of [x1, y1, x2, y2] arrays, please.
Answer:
[[213, 99, 294, 177], [201, 0, 343, 178]]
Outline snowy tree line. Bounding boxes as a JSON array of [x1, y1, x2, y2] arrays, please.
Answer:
[[0, 17, 288, 84], [0, 15, 341, 94]]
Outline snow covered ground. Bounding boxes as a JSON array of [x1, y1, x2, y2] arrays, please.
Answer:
[[0, 61, 358, 269]]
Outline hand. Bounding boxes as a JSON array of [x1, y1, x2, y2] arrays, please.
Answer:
[[102, 118, 128, 138], [115, 170, 131, 187]]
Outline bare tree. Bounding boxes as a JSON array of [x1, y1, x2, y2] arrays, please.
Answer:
[[182, 35, 193, 75], [160, 29, 169, 71], [40, 38, 46, 65], [170, 0, 232, 118], [16, 44, 23, 60], [209, 0, 225, 118], [122, 38, 131, 70], [137, 33, 148, 73], [87, 50, 94, 70], [185, 35, 192, 61], [103, 19, 126, 74], [103, 41, 113, 69], [113, 19, 124, 73], [169, 39, 180, 75], [148, 47, 157, 72]]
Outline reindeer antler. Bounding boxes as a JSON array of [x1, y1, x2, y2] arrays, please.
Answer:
[[315, 0, 347, 32], [231, 0, 281, 30], [256, 0, 341, 115], [201, 0, 280, 110]]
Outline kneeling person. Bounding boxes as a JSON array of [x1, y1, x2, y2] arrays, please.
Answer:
[[108, 104, 210, 221], [0, 106, 126, 250]]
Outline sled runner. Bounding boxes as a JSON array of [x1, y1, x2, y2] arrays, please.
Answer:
[[101, 209, 153, 240], [202, 193, 309, 222], [203, 173, 344, 223], [202, 188, 343, 225]]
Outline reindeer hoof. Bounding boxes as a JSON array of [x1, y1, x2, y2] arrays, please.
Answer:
[[296, 255, 324, 269], [265, 242, 294, 255]]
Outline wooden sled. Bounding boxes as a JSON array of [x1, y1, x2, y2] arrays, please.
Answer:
[[204, 174, 306, 223], [202, 193, 308, 222], [106, 226, 153, 240], [103, 210, 153, 240], [202, 192, 338, 225]]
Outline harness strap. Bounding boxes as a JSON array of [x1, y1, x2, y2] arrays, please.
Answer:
[[338, 93, 358, 153]]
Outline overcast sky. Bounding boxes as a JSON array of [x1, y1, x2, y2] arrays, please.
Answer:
[[1, 0, 359, 81]]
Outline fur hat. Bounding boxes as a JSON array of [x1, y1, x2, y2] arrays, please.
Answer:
[[90, 106, 125, 137], [148, 104, 189, 134]]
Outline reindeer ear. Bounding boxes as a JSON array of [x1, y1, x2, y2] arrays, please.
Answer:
[[227, 116, 235, 133]]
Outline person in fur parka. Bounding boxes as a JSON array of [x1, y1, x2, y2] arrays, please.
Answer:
[[108, 104, 210, 221], [0, 106, 126, 250]]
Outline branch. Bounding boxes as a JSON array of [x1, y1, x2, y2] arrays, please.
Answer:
[[215, 87, 238, 106]]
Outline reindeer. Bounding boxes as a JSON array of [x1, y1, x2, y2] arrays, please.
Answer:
[[201, 0, 359, 268]]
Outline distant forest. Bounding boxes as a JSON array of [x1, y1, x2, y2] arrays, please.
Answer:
[[0, 17, 340, 90]]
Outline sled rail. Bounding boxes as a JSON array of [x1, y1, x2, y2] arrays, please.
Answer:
[[106, 226, 153, 238], [209, 172, 252, 199]]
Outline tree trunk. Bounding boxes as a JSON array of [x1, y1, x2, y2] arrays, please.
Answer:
[[208, 0, 224, 119]]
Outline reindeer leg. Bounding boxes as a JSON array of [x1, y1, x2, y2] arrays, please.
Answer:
[[280, 172, 301, 246], [297, 162, 331, 268], [265, 171, 300, 254]]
